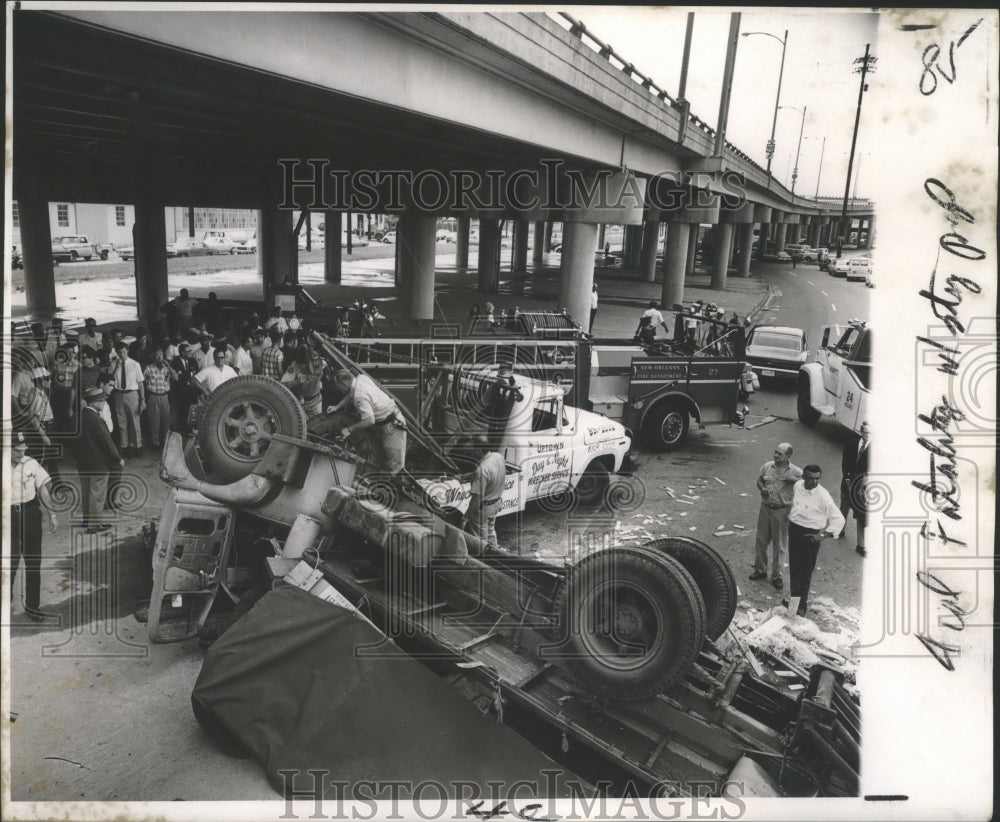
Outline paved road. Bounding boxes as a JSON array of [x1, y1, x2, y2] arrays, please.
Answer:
[[510, 257, 871, 618]]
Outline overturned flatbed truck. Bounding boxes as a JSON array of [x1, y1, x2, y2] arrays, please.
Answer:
[[150, 375, 860, 799]]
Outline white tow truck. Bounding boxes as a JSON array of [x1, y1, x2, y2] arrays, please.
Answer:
[[415, 364, 633, 516], [796, 320, 871, 434]]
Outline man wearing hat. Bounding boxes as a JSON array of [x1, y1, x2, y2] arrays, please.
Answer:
[[78, 318, 103, 351], [10, 432, 60, 621], [75, 387, 124, 533]]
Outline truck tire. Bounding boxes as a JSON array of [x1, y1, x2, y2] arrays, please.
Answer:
[[69, 250, 79, 261], [641, 537, 737, 641], [197, 375, 308, 481], [573, 461, 610, 508], [797, 374, 821, 425], [643, 400, 689, 452], [99, 249, 109, 261], [552, 546, 706, 701]]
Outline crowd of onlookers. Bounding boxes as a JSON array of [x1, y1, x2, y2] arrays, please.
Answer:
[[9, 289, 337, 466]]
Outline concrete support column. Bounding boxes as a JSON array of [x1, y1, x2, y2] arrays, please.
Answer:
[[477, 217, 501, 293], [398, 211, 437, 322], [661, 223, 689, 310], [324, 211, 343, 284], [512, 219, 529, 273], [711, 222, 734, 289], [597, 224, 606, 251], [133, 171, 170, 326], [864, 217, 875, 249], [456, 216, 471, 270], [686, 224, 699, 274], [625, 225, 643, 269], [558, 222, 599, 329], [736, 223, 755, 278], [258, 207, 296, 293], [544, 221, 555, 252], [775, 223, 787, 253], [14, 165, 57, 315], [639, 220, 661, 283], [532, 220, 545, 266]]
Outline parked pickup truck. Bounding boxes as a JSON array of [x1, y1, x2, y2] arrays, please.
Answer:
[[51, 235, 111, 261]]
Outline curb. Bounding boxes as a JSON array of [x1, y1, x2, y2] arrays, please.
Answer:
[[746, 277, 773, 323]]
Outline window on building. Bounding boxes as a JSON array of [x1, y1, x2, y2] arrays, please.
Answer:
[[115, 206, 126, 227], [57, 204, 69, 227], [11, 202, 18, 227]]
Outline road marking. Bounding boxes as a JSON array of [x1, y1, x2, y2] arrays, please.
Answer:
[[788, 272, 798, 278], [831, 303, 837, 311], [821, 290, 828, 297], [807, 280, 815, 286]]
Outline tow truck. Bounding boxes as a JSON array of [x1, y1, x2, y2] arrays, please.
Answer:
[[330, 306, 746, 452], [142, 347, 860, 799], [797, 320, 871, 434]]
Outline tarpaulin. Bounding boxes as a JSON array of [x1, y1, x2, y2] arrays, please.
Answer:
[[192, 584, 578, 799]]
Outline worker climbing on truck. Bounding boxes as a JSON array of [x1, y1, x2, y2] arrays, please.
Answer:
[[326, 368, 408, 480]]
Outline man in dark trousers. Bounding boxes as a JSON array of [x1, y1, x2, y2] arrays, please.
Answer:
[[840, 421, 871, 556], [75, 387, 124, 533], [10, 432, 60, 621]]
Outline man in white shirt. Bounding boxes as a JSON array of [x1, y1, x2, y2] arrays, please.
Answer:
[[10, 433, 60, 621], [640, 301, 670, 337], [110, 342, 145, 455], [327, 369, 407, 477], [589, 284, 598, 332], [232, 333, 254, 377], [77, 317, 103, 352], [786, 464, 846, 616], [195, 348, 238, 395]]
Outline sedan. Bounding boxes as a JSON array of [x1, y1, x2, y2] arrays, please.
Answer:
[[381, 231, 397, 244], [168, 237, 213, 257], [203, 236, 239, 254], [745, 325, 809, 379], [234, 236, 257, 254], [775, 251, 793, 263], [829, 256, 851, 277], [117, 242, 176, 260]]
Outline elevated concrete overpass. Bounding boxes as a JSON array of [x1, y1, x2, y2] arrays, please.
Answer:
[[11, 8, 874, 327]]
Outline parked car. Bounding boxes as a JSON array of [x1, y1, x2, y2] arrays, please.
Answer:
[[116, 243, 135, 261], [801, 247, 827, 263], [168, 237, 213, 257], [829, 256, 851, 277], [340, 232, 369, 248], [745, 325, 809, 379], [202, 236, 239, 254], [436, 229, 457, 243], [51, 235, 110, 262], [234, 235, 257, 254], [381, 231, 397, 244], [775, 250, 793, 263]]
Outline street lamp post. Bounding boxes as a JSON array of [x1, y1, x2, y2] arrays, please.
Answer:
[[778, 105, 807, 197], [837, 43, 877, 258], [741, 29, 788, 189], [804, 135, 826, 199]]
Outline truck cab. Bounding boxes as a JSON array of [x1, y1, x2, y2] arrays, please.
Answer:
[[797, 320, 871, 433], [420, 365, 632, 515]]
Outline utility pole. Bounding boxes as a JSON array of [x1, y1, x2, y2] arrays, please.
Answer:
[[837, 43, 876, 258]]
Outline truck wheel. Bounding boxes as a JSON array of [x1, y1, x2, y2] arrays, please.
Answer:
[[70, 250, 79, 261], [100, 249, 109, 260], [641, 537, 737, 641], [84, 255, 93, 261], [573, 462, 610, 508], [643, 400, 689, 452], [552, 546, 706, 701], [197, 375, 307, 481], [797, 374, 821, 425]]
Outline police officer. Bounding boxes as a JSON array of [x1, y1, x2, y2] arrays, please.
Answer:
[[10, 432, 60, 621]]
